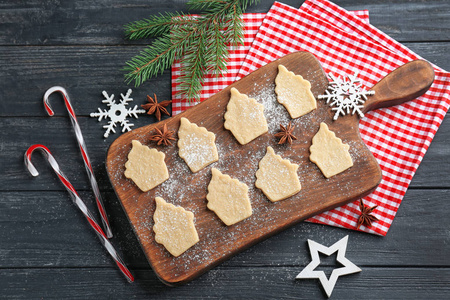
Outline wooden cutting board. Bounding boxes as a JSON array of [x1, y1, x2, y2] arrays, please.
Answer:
[[106, 52, 434, 285]]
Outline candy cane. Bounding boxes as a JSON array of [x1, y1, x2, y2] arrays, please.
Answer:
[[25, 144, 134, 283], [43, 86, 113, 238]]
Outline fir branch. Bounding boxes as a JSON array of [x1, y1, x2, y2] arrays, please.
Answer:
[[123, 37, 175, 87], [124, 12, 176, 40], [187, 0, 233, 13], [123, 0, 260, 103], [225, 3, 244, 47], [123, 26, 195, 86], [124, 13, 198, 40], [238, 0, 260, 11], [204, 16, 229, 75], [177, 29, 207, 102], [188, 0, 257, 15]]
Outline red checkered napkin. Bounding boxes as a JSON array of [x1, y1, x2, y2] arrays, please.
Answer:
[[237, 0, 450, 236], [171, 10, 369, 115]]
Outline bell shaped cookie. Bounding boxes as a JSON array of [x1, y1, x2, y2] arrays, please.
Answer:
[[224, 87, 268, 144], [255, 146, 301, 202], [124, 140, 169, 192], [153, 197, 199, 257], [206, 168, 252, 226], [275, 65, 316, 118], [309, 123, 353, 178], [178, 117, 219, 173]]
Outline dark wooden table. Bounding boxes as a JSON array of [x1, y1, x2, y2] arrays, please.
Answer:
[[1, 0, 449, 299]]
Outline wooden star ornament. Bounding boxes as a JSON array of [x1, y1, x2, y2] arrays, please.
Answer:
[[141, 94, 171, 121], [296, 235, 361, 298], [357, 199, 379, 229]]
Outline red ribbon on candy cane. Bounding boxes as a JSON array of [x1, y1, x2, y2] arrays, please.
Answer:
[[43, 86, 113, 238], [24, 144, 134, 283]]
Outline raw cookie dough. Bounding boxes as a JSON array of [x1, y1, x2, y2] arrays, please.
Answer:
[[124, 140, 169, 192], [153, 197, 199, 257], [275, 64, 316, 118], [178, 117, 219, 173], [309, 122, 353, 178], [224, 87, 268, 144], [206, 168, 252, 226], [255, 146, 302, 202]]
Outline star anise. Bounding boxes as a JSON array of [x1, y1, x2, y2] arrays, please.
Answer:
[[356, 199, 379, 229], [141, 94, 171, 121], [149, 124, 175, 146], [274, 122, 297, 144]]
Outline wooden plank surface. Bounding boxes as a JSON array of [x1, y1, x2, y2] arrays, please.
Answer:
[[0, 189, 448, 269], [0, 0, 449, 298], [1, 0, 448, 45], [0, 267, 449, 299]]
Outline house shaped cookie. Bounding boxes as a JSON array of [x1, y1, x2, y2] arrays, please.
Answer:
[[224, 87, 268, 145], [255, 146, 302, 202], [309, 123, 353, 178], [153, 197, 199, 257], [206, 168, 252, 226], [178, 117, 219, 173], [124, 140, 169, 192], [275, 65, 316, 118]]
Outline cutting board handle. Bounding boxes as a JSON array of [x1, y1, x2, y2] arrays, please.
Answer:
[[362, 60, 435, 114]]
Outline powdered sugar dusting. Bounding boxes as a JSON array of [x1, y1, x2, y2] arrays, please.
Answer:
[[179, 133, 217, 169], [178, 117, 219, 173], [251, 82, 291, 133]]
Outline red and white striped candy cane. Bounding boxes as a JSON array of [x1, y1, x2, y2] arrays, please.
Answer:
[[43, 86, 113, 238], [25, 144, 134, 283]]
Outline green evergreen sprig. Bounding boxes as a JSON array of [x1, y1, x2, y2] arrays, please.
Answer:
[[123, 0, 259, 103]]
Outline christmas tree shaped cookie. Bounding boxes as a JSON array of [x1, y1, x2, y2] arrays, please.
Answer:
[[178, 117, 219, 173], [255, 146, 302, 202], [153, 197, 199, 257], [206, 168, 252, 226], [310, 123, 353, 178], [124, 140, 169, 192], [224, 87, 268, 144], [275, 65, 316, 118]]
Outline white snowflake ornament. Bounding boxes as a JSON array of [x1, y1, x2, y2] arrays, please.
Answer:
[[318, 72, 375, 121], [90, 89, 146, 138]]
